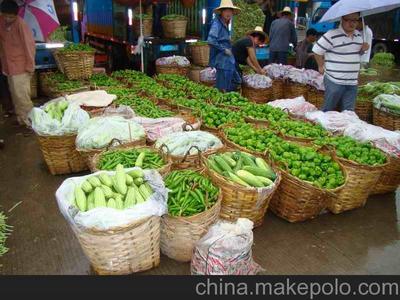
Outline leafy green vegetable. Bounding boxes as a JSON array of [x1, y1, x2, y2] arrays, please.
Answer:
[[370, 52, 395, 68], [59, 43, 95, 53]]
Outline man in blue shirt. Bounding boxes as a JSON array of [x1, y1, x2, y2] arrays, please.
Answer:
[[207, 0, 241, 92], [269, 6, 297, 65]]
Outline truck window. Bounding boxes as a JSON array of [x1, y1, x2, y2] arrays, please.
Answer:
[[313, 8, 328, 24]]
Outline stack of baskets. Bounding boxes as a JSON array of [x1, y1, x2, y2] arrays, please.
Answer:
[[133, 17, 153, 37], [54, 49, 95, 80], [189, 43, 209, 67], [156, 64, 190, 77]]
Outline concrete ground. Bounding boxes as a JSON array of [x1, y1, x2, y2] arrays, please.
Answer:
[[0, 113, 399, 275]]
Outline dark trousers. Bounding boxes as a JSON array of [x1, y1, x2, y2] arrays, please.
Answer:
[[270, 51, 288, 65], [0, 74, 13, 112]]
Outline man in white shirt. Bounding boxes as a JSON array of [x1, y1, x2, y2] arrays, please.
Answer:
[[357, 20, 373, 65], [313, 12, 370, 111]]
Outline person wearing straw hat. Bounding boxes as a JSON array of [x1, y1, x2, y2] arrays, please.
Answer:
[[269, 6, 297, 65], [232, 26, 268, 75], [207, 0, 242, 92]]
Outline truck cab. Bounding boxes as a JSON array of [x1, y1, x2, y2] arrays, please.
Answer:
[[307, 0, 335, 35]]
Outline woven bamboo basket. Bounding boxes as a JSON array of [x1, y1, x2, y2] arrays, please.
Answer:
[[81, 103, 116, 118], [307, 87, 324, 109], [30, 72, 38, 99], [39, 73, 90, 98], [159, 144, 224, 170], [371, 155, 400, 194], [73, 216, 160, 275], [133, 18, 153, 37], [89, 145, 172, 175], [284, 81, 309, 99], [156, 64, 189, 76], [204, 149, 281, 227], [372, 107, 400, 131], [188, 66, 202, 82], [242, 84, 273, 103], [161, 19, 187, 38], [316, 148, 387, 214], [271, 79, 284, 100], [189, 44, 210, 67], [54, 50, 95, 80], [355, 100, 373, 122], [201, 80, 216, 87], [77, 138, 147, 166], [36, 134, 87, 175], [160, 186, 222, 262], [269, 167, 344, 223], [219, 129, 262, 156]]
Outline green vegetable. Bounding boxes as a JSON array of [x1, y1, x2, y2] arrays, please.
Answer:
[[88, 176, 101, 188], [370, 52, 395, 68], [74, 187, 87, 212], [107, 198, 117, 209], [135, 152, 146, 167], [236, 170, 264, 187], [94, 187, 107, 208], [232, 0, 265, 42], [59, 43, 95, 53], [81, 180, 93, 193], [228, 172, 251, 187], [99, 173, 113, 187], [114, 164, 127, 195], [0, 211, 13, 257]]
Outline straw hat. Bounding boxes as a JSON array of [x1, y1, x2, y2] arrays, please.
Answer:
[[281, 6, 293, 15], [247, 26, 267, 39], [214, 0, 241, 15]]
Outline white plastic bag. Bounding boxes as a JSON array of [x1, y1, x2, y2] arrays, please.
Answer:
[[200, 67, 216, 82], [191, 218, 263, 275], [156, 55, 190, 67], [268, 96, 317, 117], [76, 116, 145, 150], [29, 100, 90, 136], [55, 168, 168, 231], [243, 74, 272, 89], [305, 110, 363, 134]]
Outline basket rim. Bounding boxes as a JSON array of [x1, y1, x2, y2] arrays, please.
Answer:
[[76, 137, 147, 154], [373, 105, 400, 118]]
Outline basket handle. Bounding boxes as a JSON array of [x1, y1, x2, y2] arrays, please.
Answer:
[[181, 145, 202, 167], [158, 143, 170, 157], [182, 122, 195, 132], [106, 138, 124, 151]]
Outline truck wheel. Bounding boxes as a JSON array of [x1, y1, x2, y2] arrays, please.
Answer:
[[372, 42, 388, 55]]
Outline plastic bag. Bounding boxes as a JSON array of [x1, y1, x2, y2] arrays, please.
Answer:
[[156, 55, 190, 67], [133, 116, 201, 142], [191, 218, 263, 275], [243, 74, 272, 89], [67, 90, 116, 108], [76, 116, 145, 149], [200, 67, 216, 82], [100, 105, 135, 119], [55, 168, 168, 231], [155, 131, 223, 156], [343, 123, 400, 157], [263, 63, 293, 79], [305, 110, 363, 134], [29, 99, 90, 136], [268, 96, 317, 117], [373, 94, 400, 116]]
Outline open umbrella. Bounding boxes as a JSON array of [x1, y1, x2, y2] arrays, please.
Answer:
[[18, 0, 60, 42], [319, 0, 400, 23]]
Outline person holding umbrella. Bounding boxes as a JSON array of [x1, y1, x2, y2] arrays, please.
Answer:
[[0, 0, 35, 127], [207, 0, 241, 92], [313, 12, 370, 112]]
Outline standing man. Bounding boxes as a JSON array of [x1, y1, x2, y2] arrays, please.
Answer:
[[295, 28, 318, 70], [313, 12, 370, 112], [232, 26, 267, 75], [269, 6, 297, 65], [207, 0, 241, 92], [0, 0, 35, 127]]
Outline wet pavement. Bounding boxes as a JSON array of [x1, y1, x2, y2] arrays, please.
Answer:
[[0, 114, 399, 275]]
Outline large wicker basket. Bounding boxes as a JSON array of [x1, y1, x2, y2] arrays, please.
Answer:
[[242, 84, 273, 103], [77, 138, 147, 166], [189, 44, 209, 67], [269, 167, 343, 222], [39, 72, 90, 98], [161, 19, 187, 39], [355, 99, 373, 123], [74, 216, 161, 275], [89, 145, 172, 175], [188, 66, 202, 82], [204, 149, 281, 227], [133, 18, 153, 37], [54, 50, 95, 80], [271, 79, 284, 100], [156, 64, 189, 76], [307, 87, 324, 109], [160, 187, 222, 262], [284, 81, 308, 99], [373, 107, 400, 131], [371, 155, 400, 194], [36, 134, 87, 175], [328, 157, 385, 214]]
